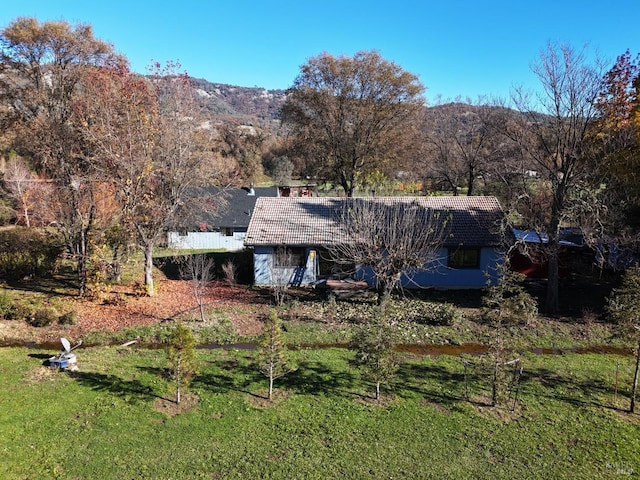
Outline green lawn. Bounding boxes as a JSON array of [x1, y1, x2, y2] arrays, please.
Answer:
[[1, 346, 638, 479]]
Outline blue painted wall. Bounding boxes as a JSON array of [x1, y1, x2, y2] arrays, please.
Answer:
[[253, 246, 501, 289], [253, 247, 318, 286]]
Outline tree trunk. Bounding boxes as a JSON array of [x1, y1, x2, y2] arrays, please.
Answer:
[[376, 381, 380, 401], [269, 373, 274, 401], [492, 359, 499, 406], [176, 360, 182, 404], [377, 288, 389, 307], [545, 243, 560, 314], [631, 341, 640, 413], [143, 243, 155, 296], [23, 206, 30, 228], [467, 164, 475, 196], [76, 228, 89, 297]]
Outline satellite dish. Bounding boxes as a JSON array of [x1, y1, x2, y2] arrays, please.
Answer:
[[61, 337, 71, 353]]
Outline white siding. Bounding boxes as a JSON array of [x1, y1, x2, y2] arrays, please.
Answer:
[[167, 231, 246, 251]]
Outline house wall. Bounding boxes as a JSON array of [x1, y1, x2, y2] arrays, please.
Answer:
[[252, 245, 501, 289], [253, 247, 318, 286], [167, 231, 246, 251], [356, 247, 502, 289]]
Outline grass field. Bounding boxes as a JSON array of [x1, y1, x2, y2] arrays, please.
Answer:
[[1, 345, 638, 479]]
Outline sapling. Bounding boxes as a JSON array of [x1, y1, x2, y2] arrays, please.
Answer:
[[350, 315, 399, 401], [167, 323, 197, 404], [256, 310, 295, 401], [606, 266, 640, 413]]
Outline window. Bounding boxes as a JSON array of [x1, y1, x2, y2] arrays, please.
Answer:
[[220, 227, 234, 237], [448, 248, 480, 269], [274, 247, 306, 267]]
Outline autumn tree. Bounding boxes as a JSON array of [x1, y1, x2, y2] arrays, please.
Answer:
[[328, 198, 450, 307], [256, 309, 295, 401], [0, 17, 121, 295], [280, 50, 425, 196], [503, 42, 606, 313], [594, 50, 640, 237], [77, 61, 223, 295], [214, 123, 266, 183]]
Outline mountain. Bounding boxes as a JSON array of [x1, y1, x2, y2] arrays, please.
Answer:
[[190, 77, 287, 122]]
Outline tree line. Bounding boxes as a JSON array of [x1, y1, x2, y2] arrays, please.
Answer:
[[1, 17, 639, 314]]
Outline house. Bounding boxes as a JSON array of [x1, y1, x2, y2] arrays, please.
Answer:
[[277, 184, 316, 197], [167, 186, 278, 251], [244, 196, 507, 289], [510, 228, 591, 278]]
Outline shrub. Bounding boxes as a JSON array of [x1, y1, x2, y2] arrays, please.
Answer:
[[0, 291, 13, 319], [58, 310, 77, 326], [482, 268, 537, 325], [0, 227, 63, 280], [221, 259, 237, 285], [4, 302, 34, 322], [28, 307, 59, 327], [421, 302, 463, 326]]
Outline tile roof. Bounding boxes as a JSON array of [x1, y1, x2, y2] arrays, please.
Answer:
[[244, 196, 505, 247]]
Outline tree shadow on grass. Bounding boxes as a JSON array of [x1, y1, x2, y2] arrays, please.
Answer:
[[191, 360, 265, 397], [68, 370, 160, 403], [394, 362, 470, 408], [6, 274, 78, 297], [279, 359, 360, 398], [518, 366, 624, 411], [190, 358, 360, 400]]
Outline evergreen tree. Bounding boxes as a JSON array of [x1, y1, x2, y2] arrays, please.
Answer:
[[256, 310, 295, 401], [606, 266, 640, 413], [350, 316, 398, 401], [167, 323, 197, 404]]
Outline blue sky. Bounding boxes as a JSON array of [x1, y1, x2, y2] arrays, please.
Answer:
[[1, 0, 638, 103]]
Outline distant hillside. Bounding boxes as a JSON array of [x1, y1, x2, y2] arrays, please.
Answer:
[[190, 77, 287, 121]]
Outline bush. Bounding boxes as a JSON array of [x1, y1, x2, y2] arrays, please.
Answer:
[[0, 291, 13, 319], [482, 268, 537, 326], [0, 227, 63, 280], [221, 259, 237, 285], [28, 307, 59, 327], [421, 302, 464, 326], [58, 310, 77, 326], [4, 302, 34, 322]]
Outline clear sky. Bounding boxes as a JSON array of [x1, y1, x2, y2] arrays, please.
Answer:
[[1, 0, 638, 103]]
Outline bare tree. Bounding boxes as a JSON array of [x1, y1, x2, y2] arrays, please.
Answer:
[[179, 254, 215, 322], [420, 104, 464, 195], [2, 156, 35, 226], [328, 198, 450, 307], [420, 99, 513, 197], [269, 247, 297, 306], [503, 42, 606, 313]]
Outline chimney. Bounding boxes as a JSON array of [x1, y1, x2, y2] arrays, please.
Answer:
[[248, 182, 255, 196]]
